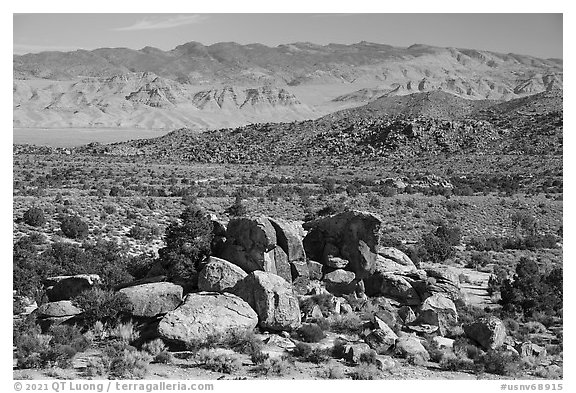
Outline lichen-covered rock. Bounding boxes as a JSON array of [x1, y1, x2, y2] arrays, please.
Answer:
[[158, 292, 258, 347], [118, 282, 183, 318], [197, 256, 247, 292], [231, 271, 301, 331], [463, 316, 507, 350]]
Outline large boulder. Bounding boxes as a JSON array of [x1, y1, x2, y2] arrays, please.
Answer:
[[118, 282, 183, 318], [197, 257, 247, 292], [303, 210, 382, 278], [394, 334, 430, 361], [323, 269, 357, 296], [414, 293, 458, 336], [44, 274, 101, 302], [231, 271, 301, 331], [364, 271, 421, 305], [158, 292, 258, 347], [463, 316, 507, 350], [269, 218, 306, 262], [219, 216, 292, 281]]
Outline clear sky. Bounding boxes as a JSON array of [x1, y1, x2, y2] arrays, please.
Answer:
[[13, 13, 563, 59]]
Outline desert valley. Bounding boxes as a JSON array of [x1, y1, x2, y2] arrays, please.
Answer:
[[13, 35, 563, 381]]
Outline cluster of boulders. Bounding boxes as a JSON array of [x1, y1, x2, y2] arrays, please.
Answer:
[[23, 209, 524, 360]]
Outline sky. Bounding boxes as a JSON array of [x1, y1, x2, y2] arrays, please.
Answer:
[[13, 13, 563, 59]]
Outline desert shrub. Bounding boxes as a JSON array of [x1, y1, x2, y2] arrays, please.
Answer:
[[510, 211, 538, 236], [72, 288, 131, 328], [349, 363, 382, 380], [328, 313, 364, 335], [254, 357, 292, 376], [378, 185, 397, 198], [435, 223, 462, 246], [141, 338, 173, 364], [439, 353, 477, 372], [421, 337, 446, 363], [225, 195, 247, 217], [128, 225, 150, 240], [292, 342, 312, 359], [454, 301, 490, 327], [109, 186, 126, 197], [60, 215, 89, 239], [158, 205, 213, 289], [13, 321, 87, 369], [126, 254, 156, 280], [467, 252, 492, 269], [28, 232, 47, 245], [142, 338, 167, 357], [368, 194, 381, 208], [474, 348, 521, 376], [292, 342, 331, 364], [324, 365, 346, 379], [297, 324, 326, 343], [499, 258, 562, 318], [23, 207, 46, 227], [48, 325, 90, 353], [196, 349, 241, 374], [109, 321, 140, 344], [299, 293, 334, 317], [421, 233, 454, 263], [107, 346, 152, 379], [103, 204, 116, 214]]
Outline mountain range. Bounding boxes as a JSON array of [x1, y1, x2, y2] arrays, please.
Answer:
[[14, 41, 562, 130]]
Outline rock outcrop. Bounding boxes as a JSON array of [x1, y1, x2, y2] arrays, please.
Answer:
[[219, 216, 292, 282], [303, 210, 383, 278]]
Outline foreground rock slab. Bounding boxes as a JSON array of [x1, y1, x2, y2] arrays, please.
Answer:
[[158, 292, 258, 347]]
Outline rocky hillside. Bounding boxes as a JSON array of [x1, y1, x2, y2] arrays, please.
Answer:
[[14, 41, 562, 129], [73, 89, 562, 164]]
